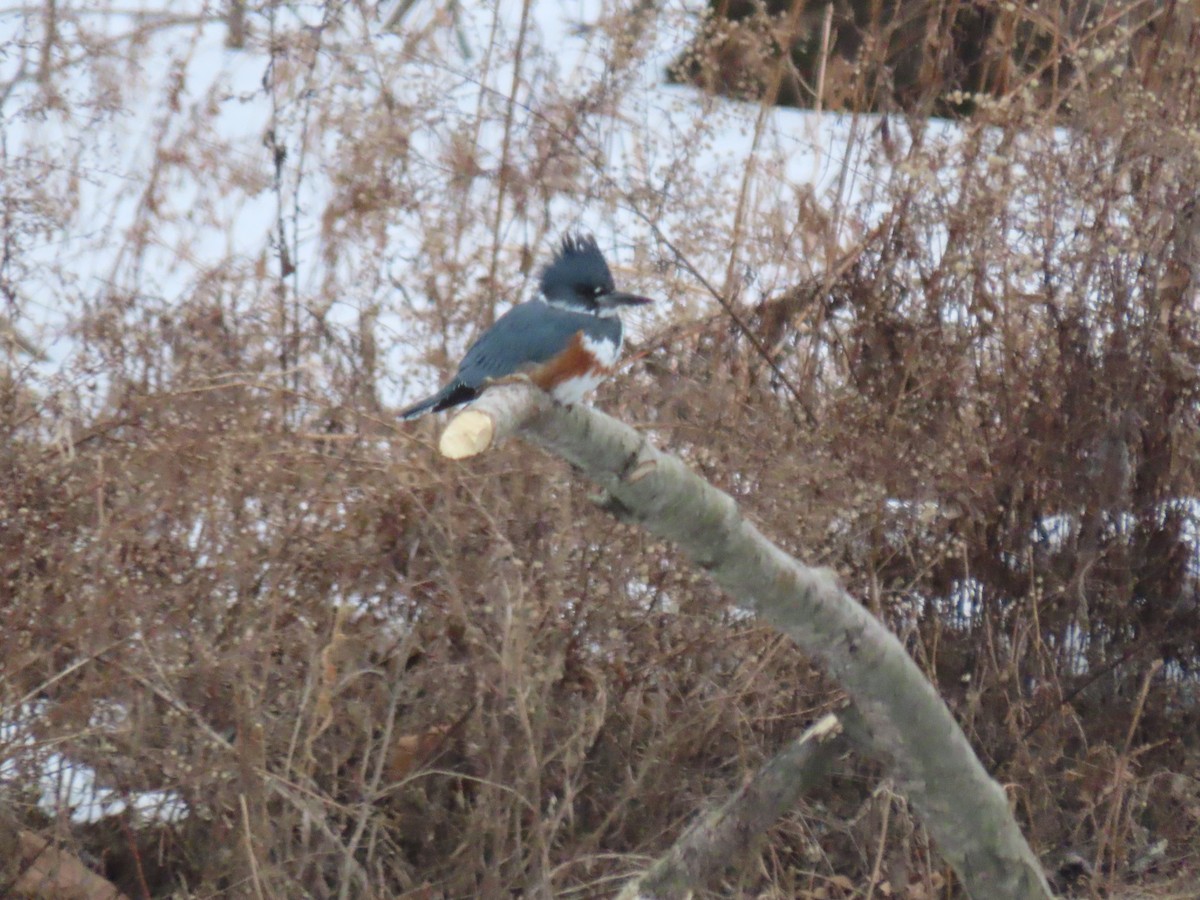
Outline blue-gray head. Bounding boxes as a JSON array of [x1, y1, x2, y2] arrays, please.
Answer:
[[539, 233, 651, 316]]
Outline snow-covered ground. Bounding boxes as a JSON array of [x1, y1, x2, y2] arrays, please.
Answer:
[[1, 1, 950, 406]]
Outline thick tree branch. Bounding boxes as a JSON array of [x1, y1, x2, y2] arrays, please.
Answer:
[[434, 383, 1054, 900], [616, 713, 848, 900]]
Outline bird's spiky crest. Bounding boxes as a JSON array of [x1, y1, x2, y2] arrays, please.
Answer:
[[539, 232, 615, 300]]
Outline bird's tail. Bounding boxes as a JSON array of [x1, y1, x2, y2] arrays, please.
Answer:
[[398, 381, 476, 421], [398, 393, 443, 421]]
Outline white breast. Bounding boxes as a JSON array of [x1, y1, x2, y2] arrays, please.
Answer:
[[582, 332, 621, 367], [549, 333, 621, 404]]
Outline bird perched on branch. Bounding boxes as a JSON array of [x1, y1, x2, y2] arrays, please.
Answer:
[[399, 234, 651, 420]]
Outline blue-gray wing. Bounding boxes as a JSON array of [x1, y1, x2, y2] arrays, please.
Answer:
[[455, 301, 622, 389]]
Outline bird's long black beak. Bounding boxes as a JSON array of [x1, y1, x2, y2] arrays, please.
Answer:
[[598, 290, 652, 309]]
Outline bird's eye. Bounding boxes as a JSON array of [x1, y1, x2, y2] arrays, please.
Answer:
[[592, 285, 604, 296]]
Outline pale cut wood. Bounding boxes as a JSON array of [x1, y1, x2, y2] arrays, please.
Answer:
[[438, 380, 541, 458], [438, 409, 495, 458]]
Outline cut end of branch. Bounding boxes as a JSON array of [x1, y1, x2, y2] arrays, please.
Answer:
[[806, 713, 843, 743], [439, 409, 496, 459]]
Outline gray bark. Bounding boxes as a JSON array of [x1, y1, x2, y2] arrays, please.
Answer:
[[436, 383, 1054, 899]]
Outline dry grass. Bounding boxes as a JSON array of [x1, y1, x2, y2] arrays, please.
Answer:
[[2, 1, 1200, 897]]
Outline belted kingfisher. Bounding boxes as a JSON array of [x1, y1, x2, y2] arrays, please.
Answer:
[[399, 234, 651, 420]]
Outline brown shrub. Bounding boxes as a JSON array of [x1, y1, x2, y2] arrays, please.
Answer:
[[2, 2, 1198, 897]]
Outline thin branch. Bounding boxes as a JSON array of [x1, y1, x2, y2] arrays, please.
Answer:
[[484, 0, 533, 327], [636, 219, 819, 427]]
